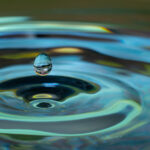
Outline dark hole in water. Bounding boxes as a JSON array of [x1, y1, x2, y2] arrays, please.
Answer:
[[0, 76, 100, 102], [36, 102, 52, 108]]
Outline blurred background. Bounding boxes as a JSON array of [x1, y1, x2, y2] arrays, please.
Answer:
[[0, 0, 150, 31]]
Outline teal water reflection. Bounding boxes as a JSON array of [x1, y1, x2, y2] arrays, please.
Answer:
[[0, 16, 149, 150]]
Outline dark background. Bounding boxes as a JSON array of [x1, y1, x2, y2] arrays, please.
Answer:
[[0, 0, 149, 31]]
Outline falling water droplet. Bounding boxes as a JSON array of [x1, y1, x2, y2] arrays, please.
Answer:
[[33, 53, 52, 76]]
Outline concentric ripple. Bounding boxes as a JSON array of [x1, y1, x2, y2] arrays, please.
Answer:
[[0, 17, 149, 148]]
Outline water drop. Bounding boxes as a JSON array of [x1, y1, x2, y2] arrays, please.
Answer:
[[33, 53, 52, 76]]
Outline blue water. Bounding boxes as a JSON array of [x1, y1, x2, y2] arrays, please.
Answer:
[[0, 16, 150, 150]]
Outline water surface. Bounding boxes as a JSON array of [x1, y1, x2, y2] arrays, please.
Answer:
[[0, 17, 150, 150]]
